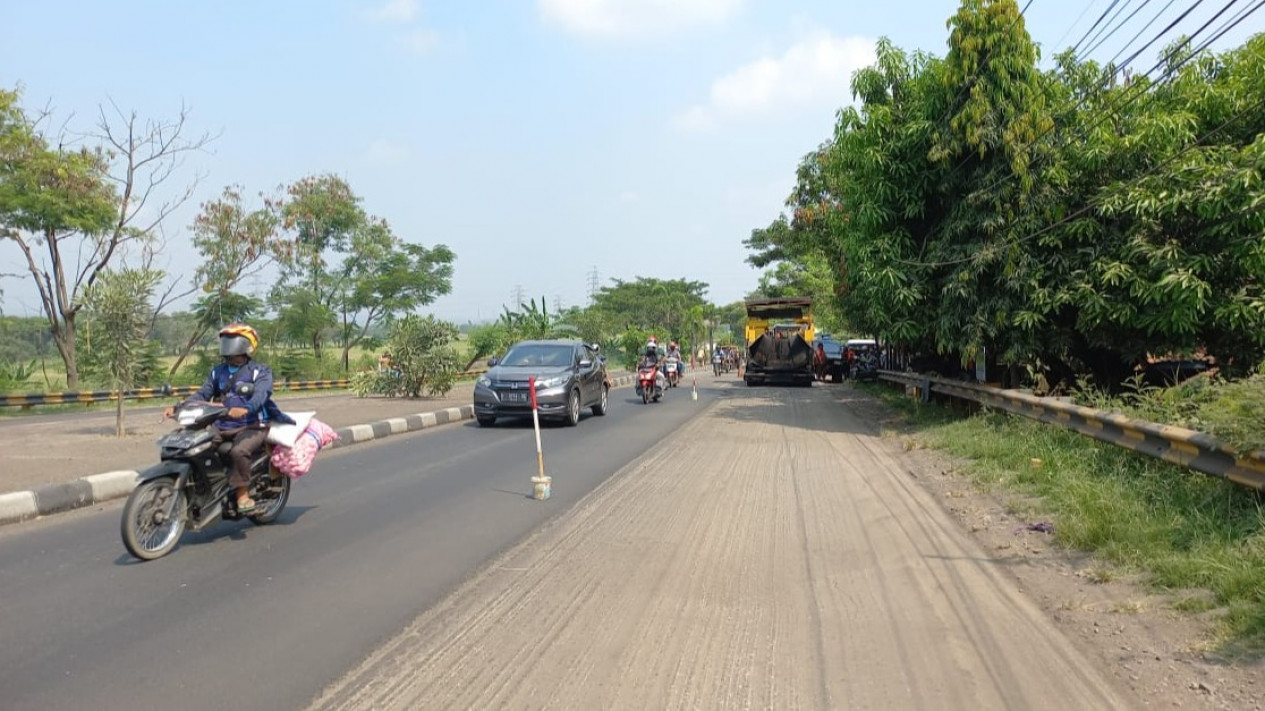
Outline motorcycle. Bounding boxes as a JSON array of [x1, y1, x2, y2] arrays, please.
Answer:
[[120, 401, 291, 561], [635, 364, 665, 404], [663, 356, 682, 387], [851, 353, 879, 382]]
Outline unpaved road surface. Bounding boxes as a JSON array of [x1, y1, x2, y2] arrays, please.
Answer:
[[309, 384, 1132, 710]]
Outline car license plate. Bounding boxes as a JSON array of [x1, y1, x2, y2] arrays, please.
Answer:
[[502, 391, 529, 404]]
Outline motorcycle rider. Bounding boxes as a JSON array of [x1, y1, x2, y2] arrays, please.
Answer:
[[164, 323, 291, 514], [641, 336, 661, 368], [664, 340, 683, 379]]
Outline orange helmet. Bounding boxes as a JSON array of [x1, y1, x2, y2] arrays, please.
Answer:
[[218, 323, 259, 357]]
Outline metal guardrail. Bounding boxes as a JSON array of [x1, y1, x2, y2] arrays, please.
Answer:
[[878, 370, 1265, 491], [0, 380, 348, 408]]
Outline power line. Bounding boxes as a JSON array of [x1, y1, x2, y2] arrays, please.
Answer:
[[1082, 0, 1153, 58], [1072, 0, 1127, 56], [1105, 0, 1183, 66], [1051, 0, 1106, 52]]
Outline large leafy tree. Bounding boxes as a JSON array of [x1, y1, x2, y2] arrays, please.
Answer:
[[335, 218, 455, 370], [0, 91, 210, 389], [748, 0, 1265, 387], [273, 174, 454, 367], [589, 277, 709, 340]]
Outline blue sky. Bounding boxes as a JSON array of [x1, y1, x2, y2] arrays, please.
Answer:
[[1, 0, 1258, 323]]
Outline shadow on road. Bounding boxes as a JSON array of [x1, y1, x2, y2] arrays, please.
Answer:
[[112, 504, 318, 565]]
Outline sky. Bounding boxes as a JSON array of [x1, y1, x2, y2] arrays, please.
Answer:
[[1, 0, 1259, 324]]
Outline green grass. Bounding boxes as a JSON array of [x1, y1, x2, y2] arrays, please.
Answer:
[[862, 381, 1265, 657]]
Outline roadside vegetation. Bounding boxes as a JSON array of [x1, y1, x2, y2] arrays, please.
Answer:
[[865, 380, 1265, 656], [737, 0, 1265, 655]]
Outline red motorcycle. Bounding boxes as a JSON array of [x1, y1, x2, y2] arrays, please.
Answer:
[[635, 363, 664, 404]]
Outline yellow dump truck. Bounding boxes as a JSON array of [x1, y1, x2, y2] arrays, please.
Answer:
[[743, 297, 815, 387]]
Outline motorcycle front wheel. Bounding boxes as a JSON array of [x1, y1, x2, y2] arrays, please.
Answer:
[[121, 477, 187, 561]]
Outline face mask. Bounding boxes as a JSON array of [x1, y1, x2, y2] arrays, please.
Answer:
[[227, 364, 242, 374]]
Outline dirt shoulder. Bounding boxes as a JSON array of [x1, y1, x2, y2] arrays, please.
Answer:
[[307, 382, 1180, 710]]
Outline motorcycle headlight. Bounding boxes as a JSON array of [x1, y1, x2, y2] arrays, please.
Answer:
[[537, 375, 567, 389], [476, 375, 492, 387]]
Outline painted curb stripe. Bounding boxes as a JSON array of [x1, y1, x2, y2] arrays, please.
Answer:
[[84, 471, 142, 502], [0, 491, 38, 524]]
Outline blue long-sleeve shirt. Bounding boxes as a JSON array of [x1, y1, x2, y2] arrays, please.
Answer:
[[188, 362, 290, 429]]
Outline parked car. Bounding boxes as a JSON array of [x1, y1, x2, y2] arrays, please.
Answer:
[[473, 340, 609, 427]]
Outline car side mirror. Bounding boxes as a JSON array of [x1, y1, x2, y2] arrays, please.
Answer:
[[487, 357, 499, 367], [579, 359, 593, 368]]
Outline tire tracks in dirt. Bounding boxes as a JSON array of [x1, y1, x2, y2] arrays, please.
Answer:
[[308, 385, 1133, 711]]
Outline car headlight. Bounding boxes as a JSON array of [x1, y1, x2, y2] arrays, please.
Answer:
[[476, 375, 492, 387], [537, 375, 567, 389]]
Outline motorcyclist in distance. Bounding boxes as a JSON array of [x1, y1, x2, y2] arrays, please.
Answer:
[[164, 324, 291, 514], [639, 336, 661, 368]]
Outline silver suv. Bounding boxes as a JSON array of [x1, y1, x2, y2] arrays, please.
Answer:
[[473, 340, 609, 427]]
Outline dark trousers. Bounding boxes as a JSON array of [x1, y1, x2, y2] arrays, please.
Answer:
[[214, 425, 268, 488]]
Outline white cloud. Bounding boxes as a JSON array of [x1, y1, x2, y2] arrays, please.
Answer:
[[539, 0, 744, 39], [675, 31, 876, 130], [370, 0, 419, 23]]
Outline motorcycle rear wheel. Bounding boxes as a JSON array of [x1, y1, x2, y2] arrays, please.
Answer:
[[121, 477, 187, 561], [249, 475, 291, 525]]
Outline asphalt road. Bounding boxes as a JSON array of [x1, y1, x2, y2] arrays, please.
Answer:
[[0, 382, 700, 711]]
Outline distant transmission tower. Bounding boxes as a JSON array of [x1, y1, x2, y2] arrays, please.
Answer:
[[586, 267, 600, 303], [553, 294, 563, 313], [511, 285, 526, 308]]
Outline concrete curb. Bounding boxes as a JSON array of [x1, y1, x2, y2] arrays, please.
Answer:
[[0, 373, 638, 527]]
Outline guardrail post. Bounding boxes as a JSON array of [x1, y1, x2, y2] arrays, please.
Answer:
[[921, 377, 932, 403]]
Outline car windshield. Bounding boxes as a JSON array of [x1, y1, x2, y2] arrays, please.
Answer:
[[500, 344, 574, 368]]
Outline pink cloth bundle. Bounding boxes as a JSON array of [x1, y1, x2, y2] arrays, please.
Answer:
[[270, 418, 339, 479]]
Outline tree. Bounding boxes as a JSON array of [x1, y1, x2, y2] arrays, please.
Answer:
[[463, 322, 512, 371], [352, 315, 461, 398], [273, 174, 365, 361], [498, 296, 577, 341], [82, 268, 161, 435], [170, 185, 281, 375], [0, 92, 211, 389], [272, 174, 454, 368], [589, 277, 710, 338], [334, 218, 455, 369], [746, 0, 1265, 387]]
